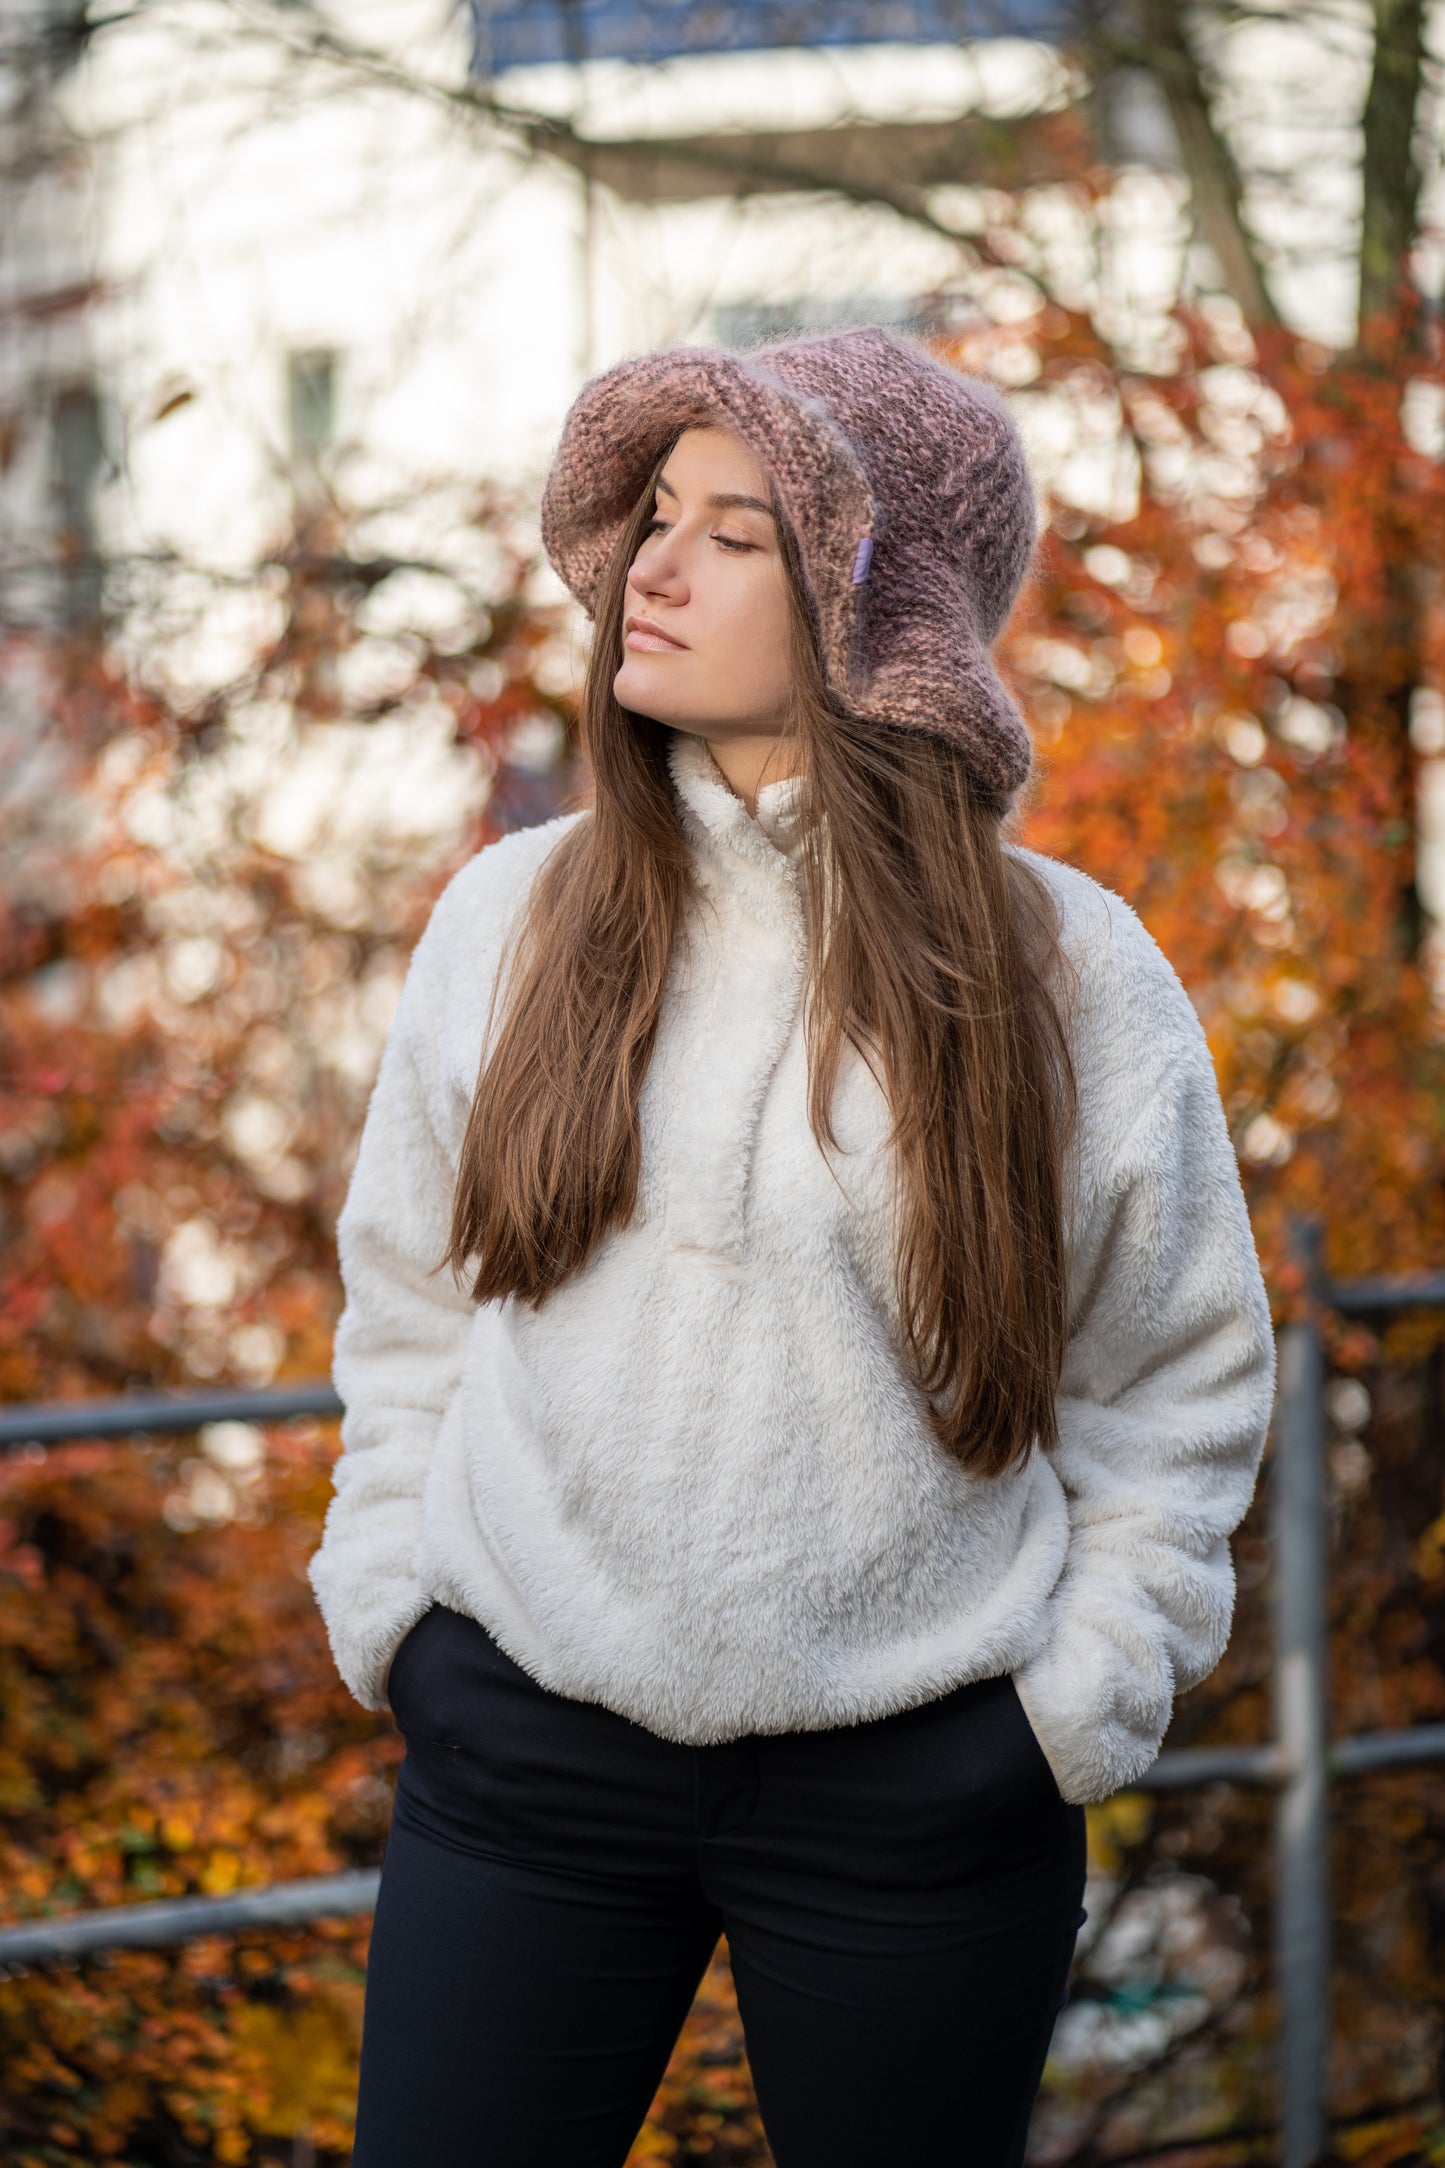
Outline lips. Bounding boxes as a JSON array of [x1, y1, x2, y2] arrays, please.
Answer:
[[625, 615, 687, 651]]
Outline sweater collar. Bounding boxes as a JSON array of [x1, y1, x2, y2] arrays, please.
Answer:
[[664, 728, 810, 884]]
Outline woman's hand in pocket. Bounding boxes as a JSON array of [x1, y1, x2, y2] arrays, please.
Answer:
[[384, 1606, 438, 1720], [1005, 1675, 1065, 1801]]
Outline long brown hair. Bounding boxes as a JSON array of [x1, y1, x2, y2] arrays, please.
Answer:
[[440, 439, 1080, 1477]]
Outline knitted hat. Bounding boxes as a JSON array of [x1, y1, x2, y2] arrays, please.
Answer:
[[539, 322, 1040, 803]]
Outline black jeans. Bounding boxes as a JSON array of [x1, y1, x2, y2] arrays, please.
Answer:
[[352, 1603, 1088, 2168]]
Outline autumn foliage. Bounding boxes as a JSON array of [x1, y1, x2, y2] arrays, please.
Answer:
[[991, 283, 1445, 1338], [2, 281, 1444, 2162]]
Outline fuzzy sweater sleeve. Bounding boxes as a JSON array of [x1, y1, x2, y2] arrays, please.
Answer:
[[1010, 893, 1278, 1807], [306, 871, 480, 1713]]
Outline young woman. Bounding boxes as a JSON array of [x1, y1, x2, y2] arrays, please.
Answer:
[[310, 325, 1277, 2166]]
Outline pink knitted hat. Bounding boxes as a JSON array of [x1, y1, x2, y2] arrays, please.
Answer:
[[539, 323, 1040, 803]]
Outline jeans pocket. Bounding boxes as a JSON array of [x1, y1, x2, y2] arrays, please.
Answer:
[[1005, 1674, 1062, 1800], [384, 1604, 439, 1722]]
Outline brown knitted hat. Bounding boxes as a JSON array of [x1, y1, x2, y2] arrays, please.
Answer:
[[539, 322, 1040, 802]]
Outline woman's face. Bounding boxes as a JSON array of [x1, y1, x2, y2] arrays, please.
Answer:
[[613, 425, 794, 755]]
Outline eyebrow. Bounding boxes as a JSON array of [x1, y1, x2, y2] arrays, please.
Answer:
[[655, 473, 775, 518]]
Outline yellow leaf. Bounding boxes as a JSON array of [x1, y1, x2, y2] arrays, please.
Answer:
[[233, 1990, 364, 2139], [199, 1849, 241, 1896], [1413, 1513, 1445, 1585], [1085, 1791, 1155, 1875]]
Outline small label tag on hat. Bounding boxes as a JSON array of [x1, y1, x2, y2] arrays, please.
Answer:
[[850, 536, 873, 585]]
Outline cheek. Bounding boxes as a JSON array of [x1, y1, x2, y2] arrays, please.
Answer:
[[613, 559, 791, 722], [716, 567, 792, 689]]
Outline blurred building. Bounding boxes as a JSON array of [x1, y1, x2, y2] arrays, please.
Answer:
[[0, 0, 1082, 624], [1, 0, 117, 626]]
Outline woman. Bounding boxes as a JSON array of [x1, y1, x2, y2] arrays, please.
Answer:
[[310, 325, 1277, 2166]]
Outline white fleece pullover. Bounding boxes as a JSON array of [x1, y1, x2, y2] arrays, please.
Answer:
[[308, 727, 1277, 1806]]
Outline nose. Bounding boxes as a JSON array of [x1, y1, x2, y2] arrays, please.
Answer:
[[630, 526, 688, 604]]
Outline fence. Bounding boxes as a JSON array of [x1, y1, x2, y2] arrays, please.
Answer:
[[0, 1221, 1442, 2168]]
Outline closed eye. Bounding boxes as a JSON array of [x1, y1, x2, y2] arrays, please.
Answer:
[[643, 517, 754, 552]]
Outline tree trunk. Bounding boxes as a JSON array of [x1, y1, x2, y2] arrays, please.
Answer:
[[1348, 0, 1431, 958], [1358, 0, 1429, 340], [1131, 0, 1279, 328]]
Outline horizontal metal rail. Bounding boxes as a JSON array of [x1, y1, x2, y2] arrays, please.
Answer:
[[1132, 1720, 1445, 1790], [1326, 1272, 1445, 1315], [0, 1383, 341, 1450], [0, 1872, 380, 1968]]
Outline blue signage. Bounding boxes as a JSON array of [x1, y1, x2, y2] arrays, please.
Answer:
[[471, 0, 1073, 73]]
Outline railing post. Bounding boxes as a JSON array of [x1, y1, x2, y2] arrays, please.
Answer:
[[1272, 1216, 1331, 2167]]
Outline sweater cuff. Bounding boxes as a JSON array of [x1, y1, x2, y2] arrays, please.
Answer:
[[1010, 1620, 1175, 1807], [307, 1549, 434, 1716]]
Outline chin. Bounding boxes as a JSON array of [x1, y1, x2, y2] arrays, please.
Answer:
[[614, 666, 687, 725]]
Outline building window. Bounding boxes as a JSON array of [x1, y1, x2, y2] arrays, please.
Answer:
[[287, 349, 336, 459], [52, 382, 112, 622], [286, 348, 339, 511]]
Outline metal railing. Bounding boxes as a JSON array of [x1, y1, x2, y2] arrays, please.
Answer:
[[1, 1223, 1442, 2168]]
